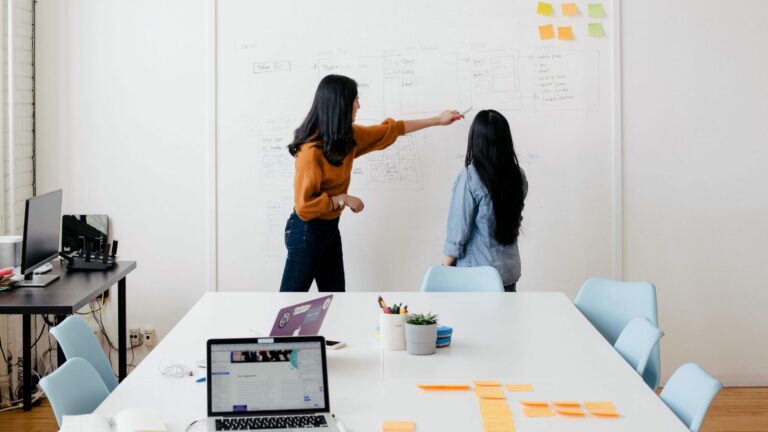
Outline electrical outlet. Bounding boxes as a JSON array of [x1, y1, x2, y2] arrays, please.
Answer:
[[142, 328, 156, 348], [129, 328, 142, 347]]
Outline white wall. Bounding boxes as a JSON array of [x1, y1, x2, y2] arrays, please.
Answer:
[[622, 0, 768, 385], [33, 0, 768, 385], [35, 0, 212, 344]]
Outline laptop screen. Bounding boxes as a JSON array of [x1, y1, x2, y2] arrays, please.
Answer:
[[208, 337, 329, 416]]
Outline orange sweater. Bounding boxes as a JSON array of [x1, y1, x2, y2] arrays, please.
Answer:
[[293, 118, 406, 221]]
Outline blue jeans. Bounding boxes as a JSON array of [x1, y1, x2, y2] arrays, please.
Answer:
[[279, 212, 345, 292]]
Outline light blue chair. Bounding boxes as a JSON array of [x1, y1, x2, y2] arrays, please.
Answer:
[[39, 357, 110, 426], [573, 277, 661, 390], [420, 265, 504, 292], [614, 317, 664, 376], [50, 315, 118, 392], [660, 363, 722, 432]]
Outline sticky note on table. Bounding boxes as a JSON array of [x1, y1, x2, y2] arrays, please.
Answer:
[[523, 407, 555, 417], [552, 401, 581, 407], [588, 3, 606, 18], [588, 22, 606, 37], [537, 2, 554, 16], [585, 401, 615, 410], [561, 3, 579, 16], [476, 387, 506, 399], [474, 380, 501, 387], [417, 384, 470, 391], [382, 420, 415, 431], [505, 384, 534, 392], [520, 400, 549, 407], [555, 407, 585, 416], [557, 26, 575, 40], [538, 24, 555, 40], [589, 408, 620, 417]]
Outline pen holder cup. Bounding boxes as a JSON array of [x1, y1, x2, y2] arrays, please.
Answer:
[[379, 313, 407, 351]]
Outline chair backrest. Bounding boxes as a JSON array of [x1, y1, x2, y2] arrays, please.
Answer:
[[420, 265, 504, 292], [660, 363, 722, 432], [614, 317, 664, 376], [50, 315, 118, 392], [39, 357, 110, 426], [574, 277, 661, 390]]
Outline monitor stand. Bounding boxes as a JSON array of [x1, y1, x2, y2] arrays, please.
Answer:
[[17, 273, 60, 288]]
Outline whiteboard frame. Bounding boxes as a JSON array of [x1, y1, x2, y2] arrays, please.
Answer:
[[208, 0, 626, 290]]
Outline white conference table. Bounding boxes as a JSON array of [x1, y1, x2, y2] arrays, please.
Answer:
[[96, 292, 688, 431]]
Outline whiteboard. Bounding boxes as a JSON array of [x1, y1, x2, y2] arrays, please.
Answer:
[[216, 0, 618, 293]]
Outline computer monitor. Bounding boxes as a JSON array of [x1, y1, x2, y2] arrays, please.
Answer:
[[18, 190, 63, 287]]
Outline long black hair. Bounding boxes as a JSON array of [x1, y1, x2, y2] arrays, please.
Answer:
[[465, 109, 525, 245], [287, 75, 358, 166]]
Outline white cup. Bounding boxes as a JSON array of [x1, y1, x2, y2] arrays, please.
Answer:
[[380, 313, 407, 351]]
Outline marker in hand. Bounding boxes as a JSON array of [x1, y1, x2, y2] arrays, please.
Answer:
[[452, 106, 473, 121]]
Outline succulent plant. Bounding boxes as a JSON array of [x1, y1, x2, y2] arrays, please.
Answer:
[[406, 312, 439, 325]]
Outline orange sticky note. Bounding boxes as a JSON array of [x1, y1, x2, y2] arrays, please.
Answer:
[[552, 401, 581, 407], [505, 384, 534, 392], [537, 2, 554, 16], [476, 387, 506, 399], [417, 384, 470, 391], [474, 380, 502, 387], [589, 408, 620, 417], [520, 400, 549, 407], [585, 401, 615, 410], [382, 421, 415, 431], [561, 3, 579, 16], [555, 407, 585, 416], [538, 24, 555, 40], [558, 26, 575, 40], [523, 407, 555, 417]]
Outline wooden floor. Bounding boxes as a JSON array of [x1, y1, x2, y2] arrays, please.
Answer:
[[1, 388, 767, 431]]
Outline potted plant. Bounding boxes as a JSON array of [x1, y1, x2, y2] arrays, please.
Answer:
[[405, 313, 439, 355]]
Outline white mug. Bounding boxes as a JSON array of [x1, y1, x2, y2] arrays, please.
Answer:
[[380, 313, 407, 351]]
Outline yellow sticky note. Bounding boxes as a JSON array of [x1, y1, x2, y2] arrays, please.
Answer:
[[417, 384, 470, 391], [588, 22, 606, 37], [474, 380, 502, 387], [523, 407, 555, 417], [585, 401, 615, 410], [520, 400, 549, 407], [537, 2, 554, 16], [558, 26, 575, 40], [476, 387, 506, 399], [555, 407, 585, 416], [505, 384, 534, 392], [588, 3, 606, 18], [552, 401, 581, 407], [382, 421, 415, 432], [561, 3, 579, 16], [589, 408, 620, 417], [538, 24, 555, 40]]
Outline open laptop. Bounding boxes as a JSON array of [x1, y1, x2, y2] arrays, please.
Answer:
[[206, 336, 338, 431], [269, 295, 333, 337]]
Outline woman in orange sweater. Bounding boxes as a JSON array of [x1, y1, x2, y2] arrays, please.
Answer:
[[280, 74, 462, 292]]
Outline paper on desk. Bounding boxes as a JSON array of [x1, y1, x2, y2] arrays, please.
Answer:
[[522, 407, 555, 417], [555, 407, 586, 416], [473, 380, 501, 387], [557, 26, 575, 40], [562, 3, 579, 16], [538, 24, 555, 40], [382, 420, 415, 431], [475, 387, 506, 399], [504, 384, 534, 392], [584, 401, 615, 410], [417, 384, 470, 391], [60, 414, 112, 432]]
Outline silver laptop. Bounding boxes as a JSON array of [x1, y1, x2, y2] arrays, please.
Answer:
[[206, 336, 338, 431]]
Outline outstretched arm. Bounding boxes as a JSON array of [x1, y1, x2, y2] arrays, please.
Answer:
[[403, 110, 463, 134]]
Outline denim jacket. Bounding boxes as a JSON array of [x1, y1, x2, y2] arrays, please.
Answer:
[[443, 164, 528, 286]]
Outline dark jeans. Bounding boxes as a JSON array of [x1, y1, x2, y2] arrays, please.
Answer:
[[504, 283, 517, 293], [279, 212, 345, 292]]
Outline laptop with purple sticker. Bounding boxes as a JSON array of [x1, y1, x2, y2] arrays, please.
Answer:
[[270, 295, 333, 337]]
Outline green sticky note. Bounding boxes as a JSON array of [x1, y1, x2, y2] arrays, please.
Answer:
[[588, 23, 606, 37], [588, 3, 606, 18], [537, 2, 554, 16]]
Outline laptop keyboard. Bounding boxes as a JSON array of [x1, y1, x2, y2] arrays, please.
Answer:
[[215, 415, 328, 430]]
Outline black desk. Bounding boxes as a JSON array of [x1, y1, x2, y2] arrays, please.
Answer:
[[0, 260, 136, 410]]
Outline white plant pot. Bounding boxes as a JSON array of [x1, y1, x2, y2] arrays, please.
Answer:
[[405, 323, 437, 355]]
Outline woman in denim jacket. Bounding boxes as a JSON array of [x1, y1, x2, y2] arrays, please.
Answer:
[[443, 110, 527, 292]]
